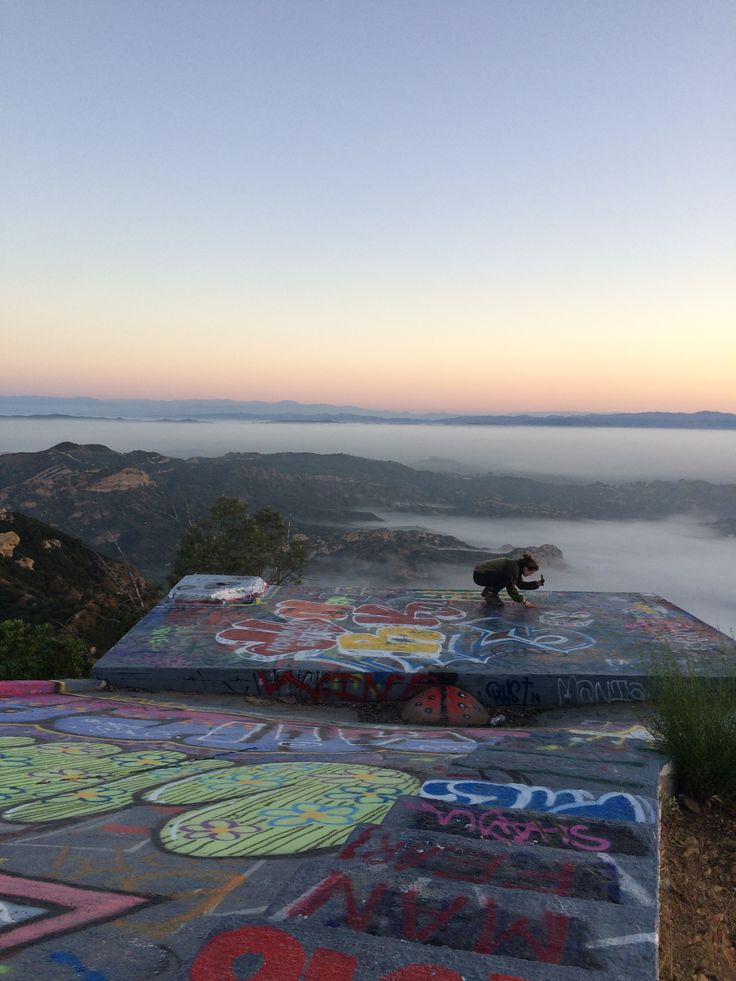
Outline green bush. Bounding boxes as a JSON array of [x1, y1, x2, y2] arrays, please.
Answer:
[[0, 620, 93, 681], [644, 647, 736, 804], [170, 496, 307, 586]]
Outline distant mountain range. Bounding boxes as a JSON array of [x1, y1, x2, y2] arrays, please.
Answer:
[[1, 396, 735, 429]]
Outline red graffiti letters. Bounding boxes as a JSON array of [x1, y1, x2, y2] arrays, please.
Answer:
[[216, 619, 340, 658], [189, 924, 530, 981]]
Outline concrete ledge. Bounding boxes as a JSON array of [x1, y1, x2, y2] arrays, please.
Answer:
[[92, 587, 736, 707]]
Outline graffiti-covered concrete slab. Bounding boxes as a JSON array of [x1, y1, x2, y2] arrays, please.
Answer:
[[92, 586, 736, 707], [190, 721, 664, 981], [0, 690, 663, 980]]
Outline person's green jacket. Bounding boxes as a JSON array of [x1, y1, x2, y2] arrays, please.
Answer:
[[473, 557, 542, 604]]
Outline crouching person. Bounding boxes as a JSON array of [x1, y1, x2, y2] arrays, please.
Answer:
[[472, 552, 544, 609]]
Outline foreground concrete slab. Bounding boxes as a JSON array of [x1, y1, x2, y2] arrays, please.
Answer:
[[0, 689, 664, 979], [193, 728, 663, 979], [92, 586, 735, 707]]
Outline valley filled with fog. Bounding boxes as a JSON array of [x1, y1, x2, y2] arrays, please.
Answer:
[[2, 418, 734, 636], [2, 418, 736, 483], [354, 512, 735, 639]]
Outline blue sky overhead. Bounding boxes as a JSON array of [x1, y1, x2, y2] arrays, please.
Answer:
[[3, 1, 734, 412]]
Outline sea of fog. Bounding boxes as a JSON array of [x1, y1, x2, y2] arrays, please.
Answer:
[[356, 512, 735, 640], [1, 417, 736, 483], [2, 417, 735, 636]]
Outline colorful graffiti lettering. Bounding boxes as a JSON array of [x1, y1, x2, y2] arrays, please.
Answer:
[[420, 779, 656, 823], [0, 698, 510, 751], [278, 871, 594, 967], [216, 619, 341, 659], [274, 600, 353, 622], [394, 799, 652, 856], [557, 677, 647, 705], [538, 611, 594, 628], [336, 626, 444, 663], [449, 619, 595, 660], [190, 923, 531, 981], [338, 825, 622, 903], [352, 602, 466, 628]]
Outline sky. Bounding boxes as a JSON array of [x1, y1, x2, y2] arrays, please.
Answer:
[[2, 1, 734, 414]]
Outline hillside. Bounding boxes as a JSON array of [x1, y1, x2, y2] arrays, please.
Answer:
[[0, 507, 156, 652], [0, 442, 733, 580]]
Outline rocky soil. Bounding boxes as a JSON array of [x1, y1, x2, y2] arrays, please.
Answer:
[[659, 799, 736, 979], [0, 508, 157, 653]]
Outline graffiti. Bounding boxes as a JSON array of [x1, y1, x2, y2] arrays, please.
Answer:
[[253, 668, 435, 704], [0, 737, 232, 822], [448, 620, 595, 660], [0, 697, 513, 752], [625, 616, 714, 648], [569, 721, 653, 743], [149, 762, 418, 858], [190, 923, 533, 981], [277, 871, 596, 968], [538, 611, 594, 627], [485, 677, 540, 706], [0, 739, 418, 858], [52, 711, 495, 754], [336, 626, 445, 665], [389, 799, 652, 856], [274, 599, 353, 622], [48, 951, 108, 981], [0, 871, 152, 955], [351, 602, 466, 628], [91, 587, 736, 705], [0, 689, 663, 980], [216, 618, 341, 659], [0, 681, 61, 696], [338, 825, 622, 903], [420, 779, 657, 823], [557, 677, 647, 705]]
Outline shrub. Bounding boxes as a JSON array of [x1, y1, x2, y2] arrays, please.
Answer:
[[0, 620, 93, 681], [170, 496, 306, 586], [644, 646, 736, 804]]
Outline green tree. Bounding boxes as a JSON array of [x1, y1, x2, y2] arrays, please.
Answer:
[[170, 497, 307, 586], [0, 620, 93, 680]]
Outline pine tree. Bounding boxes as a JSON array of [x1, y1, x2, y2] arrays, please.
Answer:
[[170, 497, 306, 585]]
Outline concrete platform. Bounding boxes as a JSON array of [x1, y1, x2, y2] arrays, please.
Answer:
[[92, 586, 736, 707], [0, 688, 664, 980]]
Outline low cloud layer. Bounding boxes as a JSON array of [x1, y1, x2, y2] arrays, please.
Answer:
[[348, 512, 735, 638]]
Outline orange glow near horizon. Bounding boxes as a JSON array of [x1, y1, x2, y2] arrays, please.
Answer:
[[7, 279, 735, 414]]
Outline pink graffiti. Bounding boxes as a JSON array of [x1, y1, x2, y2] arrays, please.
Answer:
[[0, 872, 150, 954], [216, 618, 342, 658], [275, 600, 354, 622], [353, 602, 466, 628]]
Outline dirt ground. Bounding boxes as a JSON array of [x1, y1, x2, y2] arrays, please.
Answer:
[[659, 798, 736, 980]]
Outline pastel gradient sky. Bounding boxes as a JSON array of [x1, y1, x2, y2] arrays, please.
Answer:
[[3, 1, 734, 413]]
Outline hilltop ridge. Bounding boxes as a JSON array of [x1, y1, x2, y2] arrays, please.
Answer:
[[0, 443, 733, 580], [0, 507, 155, 651]]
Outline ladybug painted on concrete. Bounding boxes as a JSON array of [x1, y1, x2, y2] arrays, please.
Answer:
[[401, 685, 490, 726]]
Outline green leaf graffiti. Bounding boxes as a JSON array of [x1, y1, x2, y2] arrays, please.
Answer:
[[0, 738, 419, 859], [0, 737, 231, 821], [149, 762, 419, 858]]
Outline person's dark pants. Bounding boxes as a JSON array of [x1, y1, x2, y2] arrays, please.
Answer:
[[472, 570, 506, 605]]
